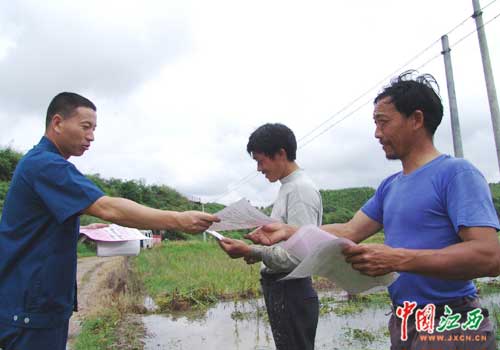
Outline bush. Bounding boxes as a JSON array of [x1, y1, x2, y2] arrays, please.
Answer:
[[0, 147, 23, 181]]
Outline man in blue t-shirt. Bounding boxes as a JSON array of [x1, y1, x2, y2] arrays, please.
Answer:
[[246, 71, 500, 350], [0, 92, 219, 350]]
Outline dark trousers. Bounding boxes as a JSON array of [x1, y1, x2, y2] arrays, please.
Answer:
[[389, 297, 496, 350], [0, 320, 69, 350], [261, 272, 319, 350]]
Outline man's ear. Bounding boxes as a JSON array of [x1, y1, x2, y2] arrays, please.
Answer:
[[411, 110, 425, 131], [278, 148, 288, 160], [51, 114, 64, 134]]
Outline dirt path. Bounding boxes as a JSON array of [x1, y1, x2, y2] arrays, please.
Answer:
[[67, 256, 124, 347]]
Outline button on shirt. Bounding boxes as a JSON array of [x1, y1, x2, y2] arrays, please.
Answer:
[[0, 137, 104, 328]]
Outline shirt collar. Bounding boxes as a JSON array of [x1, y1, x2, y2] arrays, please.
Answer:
[[280, 168, 302, 185], [37, 136, 62, 155]]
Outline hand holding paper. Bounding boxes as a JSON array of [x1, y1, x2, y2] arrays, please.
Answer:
[[245, 222, 297, 245], [278, 225, 398, 294], [177, 211, 220, 233], [218, 237, 252, 259], [343, 243, 408, 277]]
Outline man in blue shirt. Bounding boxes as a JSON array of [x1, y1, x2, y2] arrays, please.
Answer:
[[0, 92, 219, 350], [246, 71, 500, 350]]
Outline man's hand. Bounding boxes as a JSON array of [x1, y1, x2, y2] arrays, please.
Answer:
[[343, 243, 409, 276], [218, 238, 252, 259], [244, 222, 297, 245], [81, 223, 109, 230], [243, 255, 260, 265], [176, 211, 220, 233]]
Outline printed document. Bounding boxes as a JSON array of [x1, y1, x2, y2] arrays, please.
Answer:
[[209, 198, 278, 231], [280, 225, 398, 294]]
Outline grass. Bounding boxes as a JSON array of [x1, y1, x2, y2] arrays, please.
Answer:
[[74, 311, 118, 350], [133, 240, 261, 311], [476, 279, 500, 295], [73, 257, 146, 350], [493, 306, 500, 342], [364, 231, 385, 244], [320, 292, 391, 316], [77, 241, 96, 258]]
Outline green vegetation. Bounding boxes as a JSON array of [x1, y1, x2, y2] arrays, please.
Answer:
[[74, 312, 118, 350], [343, 327, 377, 343], [320, 291, 391, 316], [321, 187, 375, 224], [0, 147, 23, 216], [493, 306, 500, 342], [476, 278, 500, 296], [0, 147, 22, 181], [74, 257, 146, 350], [133, 241, 261, 311], [77, 241, 97, 258]]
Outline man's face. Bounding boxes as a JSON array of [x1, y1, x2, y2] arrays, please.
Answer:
[[373, 96, 414, 160], [55, 107, 97, 159], [252, 152, 286, 183]]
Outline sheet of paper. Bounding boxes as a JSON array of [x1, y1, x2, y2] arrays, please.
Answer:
[[280, 225, 399, 294], [80, 224, 149, 242], [279, 224, 339, 260], [209, 198, 279, 231], [206, 230, 225, 240]]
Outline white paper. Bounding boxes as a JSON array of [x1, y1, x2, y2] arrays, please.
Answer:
[[209, 198, 279, 231], [206, 230, 225, 240], [279, 224, 339, 260], [281, 225, 399, 294]]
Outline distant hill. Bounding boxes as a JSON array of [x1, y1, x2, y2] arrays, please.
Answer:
[[1, 146, 500, 226], [321, 184, 500, 224], [320, 187, 375, 224]]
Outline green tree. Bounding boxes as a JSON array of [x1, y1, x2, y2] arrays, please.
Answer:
[[0, 147, 23, 181], [320, 187, 375, 224]]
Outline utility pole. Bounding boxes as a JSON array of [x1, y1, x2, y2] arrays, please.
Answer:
[[190, 195, 207, 242], [472, 0, 500, 172], [441, 35, 464, 158], [201, 201, 206, 242]]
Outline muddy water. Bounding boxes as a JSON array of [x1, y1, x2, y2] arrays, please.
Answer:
[[142, 290, 390, 350], [143, 288, 500, 350]]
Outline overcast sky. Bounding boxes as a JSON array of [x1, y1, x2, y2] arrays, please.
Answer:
[[1, 0, 499, 207]]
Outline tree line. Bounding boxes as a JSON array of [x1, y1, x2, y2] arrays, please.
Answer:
[[2, 146, 500, 229]]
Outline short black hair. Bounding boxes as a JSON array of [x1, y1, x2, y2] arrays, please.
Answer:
[[45, 92, 96, 129], [247, 123, 297, 161], [374, 70, 443, 135]]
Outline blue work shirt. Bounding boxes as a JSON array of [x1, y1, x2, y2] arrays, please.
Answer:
[[0, 136, 104, 329], [362, 154, 500, 306]]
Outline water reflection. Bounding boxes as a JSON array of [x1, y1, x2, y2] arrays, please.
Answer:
[[142, 290, 392, 350], [143, 298, 274, 350], [143, 286, 500, 350]]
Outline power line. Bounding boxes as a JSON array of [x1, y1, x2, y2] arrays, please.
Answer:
[[482, 0, 498, 11], [452, 10, 500, 48], [212, 5, 500, 203]]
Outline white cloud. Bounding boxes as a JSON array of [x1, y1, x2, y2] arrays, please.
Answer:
[[1, 0, 499, 207]]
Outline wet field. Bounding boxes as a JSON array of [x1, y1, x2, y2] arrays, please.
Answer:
[[142, 284, 499, 350]]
